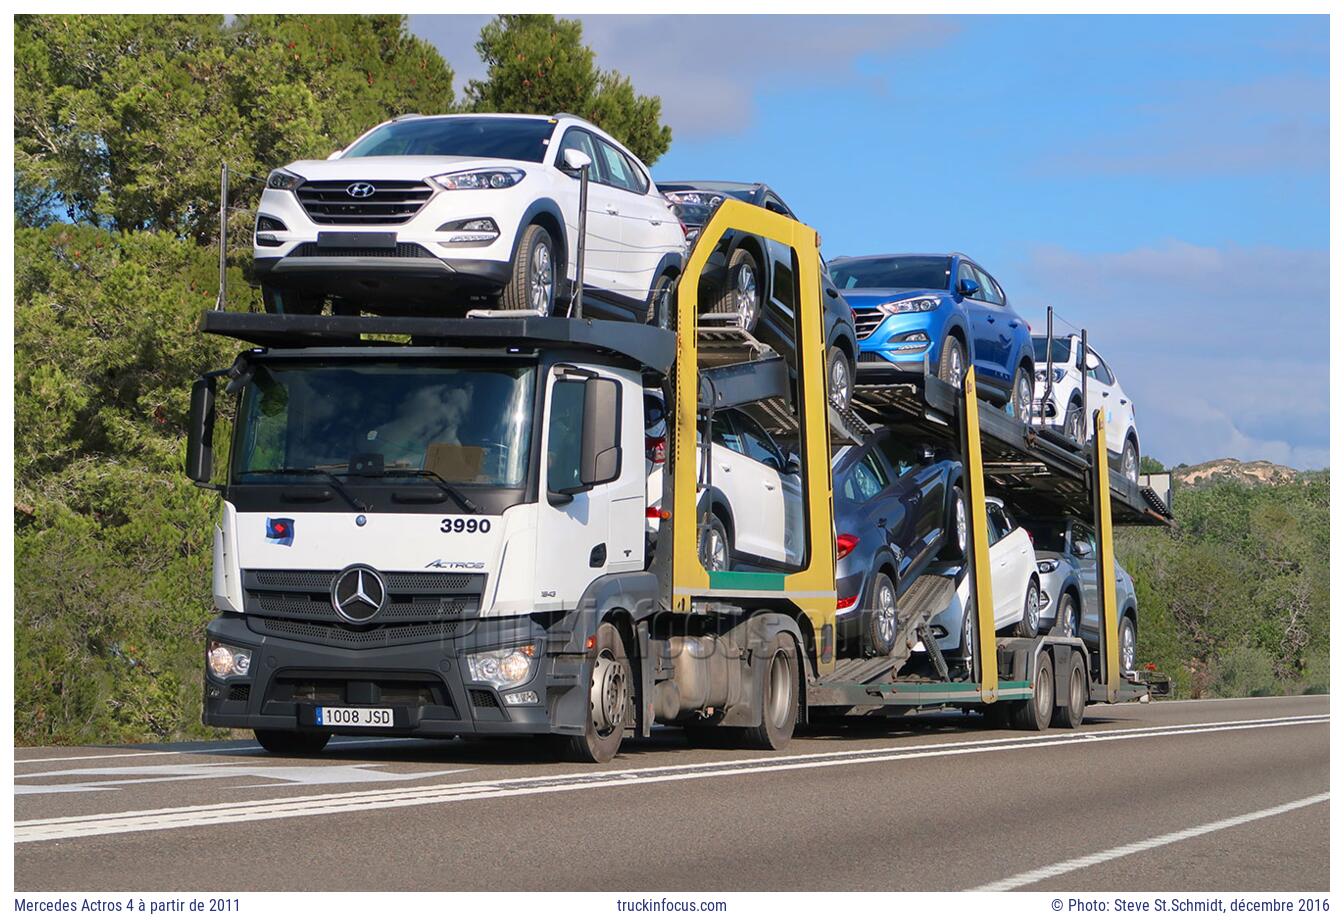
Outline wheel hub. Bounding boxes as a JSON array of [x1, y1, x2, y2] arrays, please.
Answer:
[[589, 653, 628, 736]]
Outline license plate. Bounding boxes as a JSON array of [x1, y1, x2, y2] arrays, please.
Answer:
[[315, 231, 396, 249], [314, 707, 394, 727]]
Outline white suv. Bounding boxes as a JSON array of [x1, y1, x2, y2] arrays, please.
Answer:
[[1032, 333, 1142, 481], [253, 113, 686, 320]]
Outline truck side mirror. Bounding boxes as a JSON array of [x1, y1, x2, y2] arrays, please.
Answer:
[[575, 377, 621, 489], [186, 377, 217, 485]]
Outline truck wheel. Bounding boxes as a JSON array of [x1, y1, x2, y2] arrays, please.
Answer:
[[827, 345, 853, 411], [937, 336, 965, 387], [743, 633, 798, 750], [1013, 578, 1041, 638], [1010, 651, 1055, 731], [938, 484, 968, 561], [499, 223, 555, 315], [262, 286, 324, 315], [865, 572, 899, 658], [561, 621, 630, 763], [698, 513, 732, 572], [1052, 651, 1087, 729], [253, 729, 331, 756], [714, 248, 761, 332]]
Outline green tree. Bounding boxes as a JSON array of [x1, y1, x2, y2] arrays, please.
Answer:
[[466, 14, 672, 164], [1139, 455, 1165, 475], [15, 14, 456, 242]]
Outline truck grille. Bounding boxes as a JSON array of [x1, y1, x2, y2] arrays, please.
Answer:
[[853, 310, 885, 340], [248, 616, 467, 649], [242, 569, 484, 625], [295, 180, 434, 225]]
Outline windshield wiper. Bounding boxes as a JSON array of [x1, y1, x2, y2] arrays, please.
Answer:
[[243, 468, 370, 512], [353, 468, 479, 514]]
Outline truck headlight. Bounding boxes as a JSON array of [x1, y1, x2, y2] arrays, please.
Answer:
[[431, 168, 524, 191], [876, 296, 940, 315], [207, 640, 252, 679], [467, 644, 538, 689], [266, 169, 303, 191]]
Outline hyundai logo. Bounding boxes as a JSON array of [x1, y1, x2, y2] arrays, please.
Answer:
[[330, 564, 386, 622], [346, 182, 376, 199]]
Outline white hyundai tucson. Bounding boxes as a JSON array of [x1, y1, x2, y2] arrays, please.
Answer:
[[253, 113, 686, 320]]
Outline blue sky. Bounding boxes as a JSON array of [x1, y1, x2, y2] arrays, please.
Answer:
[[411, 14, 1330, 469]]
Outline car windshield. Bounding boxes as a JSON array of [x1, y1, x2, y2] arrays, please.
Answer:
[[343, 116, 555, 162], [1024, 520, 1068, 553], [232, 360, 536, 488], [828, 256, 951, 291], [1033, 336, 1073, 364]]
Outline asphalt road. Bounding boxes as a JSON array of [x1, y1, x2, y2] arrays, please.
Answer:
[[14, 695, 1329, 892]]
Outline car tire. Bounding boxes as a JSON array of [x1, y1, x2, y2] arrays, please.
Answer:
[[1064, 399, 1085, 444], [865, 571, 899, 658], [742, 633, 798, 750], [715, 247, 762, 332], [959, 600, 978, 680], [1121, 438, 1140, 483], [499, 223, 556, 315], [253, 729, 331, 756], [937, 335, 966, 387], [1052, 650, 1088, 729], [698, 512, 732, 572], [646, 271, 677, 327], [559, 621, 631, 763], [1118, 615, 1138, 672], [1013, 577, 1041, 638], [1010, 650, 1054, 731], [1009, 364, 1033, 421], [1057, 591, 1081, 639], [938, 484, 968, 561], [827, 345, 853, 411], [262, 286, 324, 315]]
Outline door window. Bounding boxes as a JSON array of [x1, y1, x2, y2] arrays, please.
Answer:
[[711, 413, 744, 454], [546, 380, 586, 493], [987, 504, 1012, 545], [1086, 350, 1114, 385], [877, 435, 919, 478], [596, 139, 642, 193], [843, 450, 889, 502], [973, 266, 1006, 305], [734, 411, 784, 468], [557, 128, 601, 177], [957, 261, 982, 298]]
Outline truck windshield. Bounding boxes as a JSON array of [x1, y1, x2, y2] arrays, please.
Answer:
[[828, 255, 951, 291], [343, 116, 555, 162], [232, 361, 536, 489]]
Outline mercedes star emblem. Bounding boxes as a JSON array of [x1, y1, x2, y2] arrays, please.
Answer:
[[331, 565, 386, 622]]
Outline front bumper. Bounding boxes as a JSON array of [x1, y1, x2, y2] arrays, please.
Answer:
[[203, 612, 588, 738]]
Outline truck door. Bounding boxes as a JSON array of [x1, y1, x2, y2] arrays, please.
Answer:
[[536, 372, 613, 608]]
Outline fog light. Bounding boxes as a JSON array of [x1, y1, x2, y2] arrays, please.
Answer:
[[503, 690, 539, 705], [207, 640, 251, 679]]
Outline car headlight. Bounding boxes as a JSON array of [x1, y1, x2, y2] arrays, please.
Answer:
[[266, 169, 304, 191], [467, 644, 538, 689], [207, 640, 252, 679], [876, 296, 940, 315], [1036, 559, 1060, 574], [664, 191, 723, 208], [1052, 368, 1068, 383], [431, 168, 524, 191]]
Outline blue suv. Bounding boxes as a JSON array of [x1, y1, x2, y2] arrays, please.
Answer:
[[828, 253, 1036, 418]]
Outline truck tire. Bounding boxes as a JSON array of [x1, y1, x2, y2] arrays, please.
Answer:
[[698, 512, 732, 572], [938, 484, 968, 561], [254, 729, 331, 756], [742, 633, 798, 750], [865, 571, 899, 658], [714, 247, 761, 332], [499, 223, 555, 315], [262, 286, 324, 315], [1013, 578, 1041, 638], [1052, 651, 1087, 729], [1010, 651, 1054, 731], [560, 621, 631, 764]]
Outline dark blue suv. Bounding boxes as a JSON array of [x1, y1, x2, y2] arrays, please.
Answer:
[[829, 253, 1036, 418]]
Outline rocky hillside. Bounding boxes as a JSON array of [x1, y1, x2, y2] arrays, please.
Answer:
[[1173, 458, 1301, 487]]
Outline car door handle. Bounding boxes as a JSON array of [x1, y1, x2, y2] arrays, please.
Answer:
[[763, 482, 777, 491], [826, 287, 839, 298], [986, 315, 996, 323], [876, 517, 887, 529], [605, 205, 620, 215], [1102, 391, 1110, 397], [720, 464, 732, 473], [1119, 398, 1127, 405], [649, 218, 662, 225]]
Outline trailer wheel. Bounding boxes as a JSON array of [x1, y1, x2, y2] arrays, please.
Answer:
[[1010, 651, 1054, 731], [560, 621, 630, 763], [1052, 651, 1087, 728], [743, 634, 798, 750], [254, 729, 331, 756]]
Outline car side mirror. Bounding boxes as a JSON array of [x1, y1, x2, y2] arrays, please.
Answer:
[[186, 377, 217, 485], [921, 446, 936, 462], [562, 148, 593, 175], [1085, 351, 1101, 371], [782, 453, 801, 476], [1074, 540, 1093, 557], [956, 277, 980, 297], [326, 149, 344, 161], [566, 377, 621, 492]]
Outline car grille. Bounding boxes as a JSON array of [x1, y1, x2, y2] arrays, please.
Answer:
[[290, 242, 435, 259], [853, 310, 885, 340], [295, 180, 434, 225], [242, 569, 484, 626]]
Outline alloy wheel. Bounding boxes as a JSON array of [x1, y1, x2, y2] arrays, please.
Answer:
[[735, 263, 759, 330], [529, 240, 554, 315]]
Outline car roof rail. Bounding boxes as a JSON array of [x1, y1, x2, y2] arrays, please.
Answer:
[[392, 112, 423, 121]]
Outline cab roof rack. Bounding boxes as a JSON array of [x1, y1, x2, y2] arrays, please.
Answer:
[[198, 311, 678, 375]]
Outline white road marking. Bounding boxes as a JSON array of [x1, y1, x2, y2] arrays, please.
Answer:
[[974, 792, 1330, 891], [14, 713, 1327, 843], [16, 763, 474, 796], [14, 736, 437, 766]]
